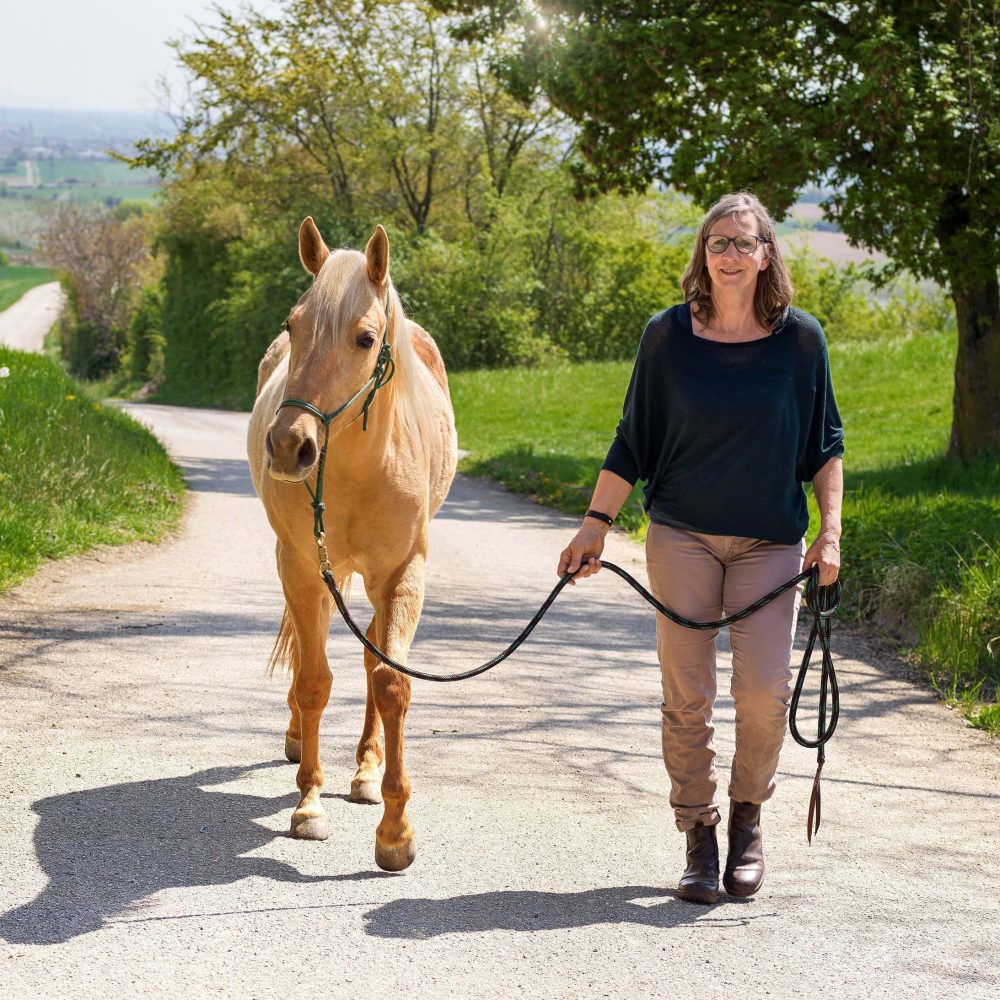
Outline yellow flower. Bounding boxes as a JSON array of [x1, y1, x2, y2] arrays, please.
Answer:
[[65, 394, 75, 401], [92, 403, 102, 411]]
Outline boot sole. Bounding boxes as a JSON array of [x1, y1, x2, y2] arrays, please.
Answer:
[[677, 884, 719, 904], [723, 876, 763, 898]]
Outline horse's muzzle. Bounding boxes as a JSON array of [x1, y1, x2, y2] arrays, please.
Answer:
[[265, 427, 318, 482]]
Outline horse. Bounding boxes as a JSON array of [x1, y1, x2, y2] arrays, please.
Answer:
[[247, 218, 457, 871]]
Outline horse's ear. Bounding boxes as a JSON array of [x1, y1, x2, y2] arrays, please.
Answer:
[[298, 217, 330, 277], [365, 224, 389, 286]]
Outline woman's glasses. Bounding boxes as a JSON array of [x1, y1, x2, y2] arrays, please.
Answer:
[[703, 234, 771, 254]]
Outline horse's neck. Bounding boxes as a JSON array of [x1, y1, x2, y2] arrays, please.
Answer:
[[327, 381, 400, 476]]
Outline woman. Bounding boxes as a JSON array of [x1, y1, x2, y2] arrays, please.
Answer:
[[558, 191, 844, 904]]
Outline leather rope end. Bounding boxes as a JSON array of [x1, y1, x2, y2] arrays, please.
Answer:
[[807, 759, 824, 845]]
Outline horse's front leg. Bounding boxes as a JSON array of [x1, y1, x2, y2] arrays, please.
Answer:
[[370, 555, 425, 871], [281, 560, 334, 841], [349, 614, 385, 804]]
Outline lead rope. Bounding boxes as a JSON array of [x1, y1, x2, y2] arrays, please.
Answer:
[[318, 559, 840, 844], [276, 288, 839, 842]]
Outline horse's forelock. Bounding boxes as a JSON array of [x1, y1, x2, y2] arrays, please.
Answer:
[[309, 250, 434, 450]]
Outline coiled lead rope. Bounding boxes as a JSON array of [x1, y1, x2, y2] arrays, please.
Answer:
[[320, 561, 840, 843]]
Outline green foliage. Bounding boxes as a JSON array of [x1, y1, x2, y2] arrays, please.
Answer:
[[784, 244, 957, 345], [440, 0, 1000, 456], [0, 347, 185, 592], [126, 287, 165, 384], [0, 248, 9, 266]]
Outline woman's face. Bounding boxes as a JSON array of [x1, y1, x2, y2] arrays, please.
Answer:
[[703, 212, 770, 293]]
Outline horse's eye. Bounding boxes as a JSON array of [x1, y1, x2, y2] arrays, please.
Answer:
[[357, 332, 376, 349]]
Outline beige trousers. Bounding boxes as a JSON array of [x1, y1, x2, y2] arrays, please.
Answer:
[[645, 524, 805, 832]]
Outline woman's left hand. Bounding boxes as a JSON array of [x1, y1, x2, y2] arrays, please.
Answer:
[[803, 528, 841, 586]]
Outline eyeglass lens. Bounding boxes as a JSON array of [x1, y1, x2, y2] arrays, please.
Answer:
[[706, 235, 760, 254]]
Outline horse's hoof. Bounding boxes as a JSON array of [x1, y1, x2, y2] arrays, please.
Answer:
[[290, 811, 330, 841], [375, 836, 416, 872], [284, 735, 301, 763], [349, 778, 383, 804]]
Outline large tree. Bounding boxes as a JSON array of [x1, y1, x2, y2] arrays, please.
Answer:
[[135, 0, 559, 237], [441, 1, 1000, 457]]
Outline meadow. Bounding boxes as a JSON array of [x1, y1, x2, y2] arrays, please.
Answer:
[[0, 347, 185, 592], [0, 264, 59, 311], [450, 325, 1000, 734]]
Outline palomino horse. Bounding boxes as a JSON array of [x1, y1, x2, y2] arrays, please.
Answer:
[[247, 218, 457, 870]]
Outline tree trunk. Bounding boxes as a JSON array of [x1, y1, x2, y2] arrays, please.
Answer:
[[948, 271, 1000, 458]]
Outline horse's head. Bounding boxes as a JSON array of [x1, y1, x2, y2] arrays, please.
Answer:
[[265, 217, 393, 482]]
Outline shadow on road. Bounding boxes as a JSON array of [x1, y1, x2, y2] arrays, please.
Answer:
[[363, 885, 769, 937], [0, 762, 367, 945]]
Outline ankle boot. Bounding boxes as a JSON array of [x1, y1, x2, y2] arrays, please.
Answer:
[[724, 800, 765, 897], [677, 822, 719, 904]]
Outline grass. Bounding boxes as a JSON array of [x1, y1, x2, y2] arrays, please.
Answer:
[[0, 264, 60, 312], [35, 157, 156, 186], [0, 347, 186, 592], [449, 325, 1000, 735]]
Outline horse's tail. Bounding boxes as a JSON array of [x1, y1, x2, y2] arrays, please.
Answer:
[[266, 607, 295, 677]]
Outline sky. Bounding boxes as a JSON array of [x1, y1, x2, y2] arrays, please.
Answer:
[[1, 1, 276, 112]]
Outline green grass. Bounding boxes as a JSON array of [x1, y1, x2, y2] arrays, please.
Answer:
[[0, 347, 186, 592], [450, 325, 1000, 734], [0, 264, 60, 312], [35, 157, 155, 186]]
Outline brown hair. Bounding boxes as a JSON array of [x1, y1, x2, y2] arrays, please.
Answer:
[[680, 191, 793, 330]]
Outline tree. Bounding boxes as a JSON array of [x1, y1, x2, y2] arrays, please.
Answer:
[[40, 203, 152, 377], [134, 0, 559, 238], [439, 1, 1000, 457]]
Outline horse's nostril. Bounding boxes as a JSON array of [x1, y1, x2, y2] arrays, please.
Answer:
[[297, 437, 317, 469], [265, 431, 275, 459]]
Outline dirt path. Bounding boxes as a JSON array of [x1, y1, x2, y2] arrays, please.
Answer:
[[0, 282, 65, 352], [0, 403, 997, 999]]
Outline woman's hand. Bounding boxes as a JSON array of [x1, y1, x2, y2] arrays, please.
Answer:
[[557, 520, 608, 584], [803, 528, 841, 586]]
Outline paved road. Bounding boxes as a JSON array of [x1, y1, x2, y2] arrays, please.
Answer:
[[0, 403, 997, 999], [0, 282, 65, 352]]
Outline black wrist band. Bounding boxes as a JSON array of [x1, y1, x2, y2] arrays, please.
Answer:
[[585, 509, 614, 527]]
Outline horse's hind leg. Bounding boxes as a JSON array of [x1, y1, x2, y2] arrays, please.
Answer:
[[349, 615, 384, 804], [281, 564, 334, 841], [370, 556, 425, 871]]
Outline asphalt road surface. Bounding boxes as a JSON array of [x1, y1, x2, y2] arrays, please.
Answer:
[[1, 402, 998, 999]]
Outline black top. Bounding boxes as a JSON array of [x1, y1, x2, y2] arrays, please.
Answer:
[[602, 302, 844, 545]]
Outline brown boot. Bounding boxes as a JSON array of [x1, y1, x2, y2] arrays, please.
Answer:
[[724, 800, 765, 897], [677, 822, 719, 904]]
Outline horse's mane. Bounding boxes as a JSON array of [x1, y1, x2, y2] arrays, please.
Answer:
[[310, 249, 433, 449]]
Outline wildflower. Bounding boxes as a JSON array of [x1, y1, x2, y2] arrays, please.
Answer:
[[0, 367, 9, 378], [65, 394, 75, 401], [92, 403, 102, 412]]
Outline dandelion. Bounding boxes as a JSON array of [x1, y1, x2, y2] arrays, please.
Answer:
[[0, 367, 9, 378], [92, 403, 102, 412], [65, 394, 75, 401]]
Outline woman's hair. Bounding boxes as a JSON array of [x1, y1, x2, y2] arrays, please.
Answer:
[[680, 191, 793, 329]]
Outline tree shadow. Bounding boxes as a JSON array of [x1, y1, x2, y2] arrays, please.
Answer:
[[0, 761, 376, 946], [362, 885, 770, 939]]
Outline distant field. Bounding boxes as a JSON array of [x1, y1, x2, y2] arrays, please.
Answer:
[[0, 264, 59, 312], [0, 160, 28, 181], [778, 227, 886, 265], [35, 156, 155, 187]]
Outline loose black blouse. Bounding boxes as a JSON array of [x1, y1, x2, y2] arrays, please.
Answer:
[[602, 303, 845, 545]]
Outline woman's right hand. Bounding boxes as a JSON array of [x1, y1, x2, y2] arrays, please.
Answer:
[[557, 520, 609, 584]]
